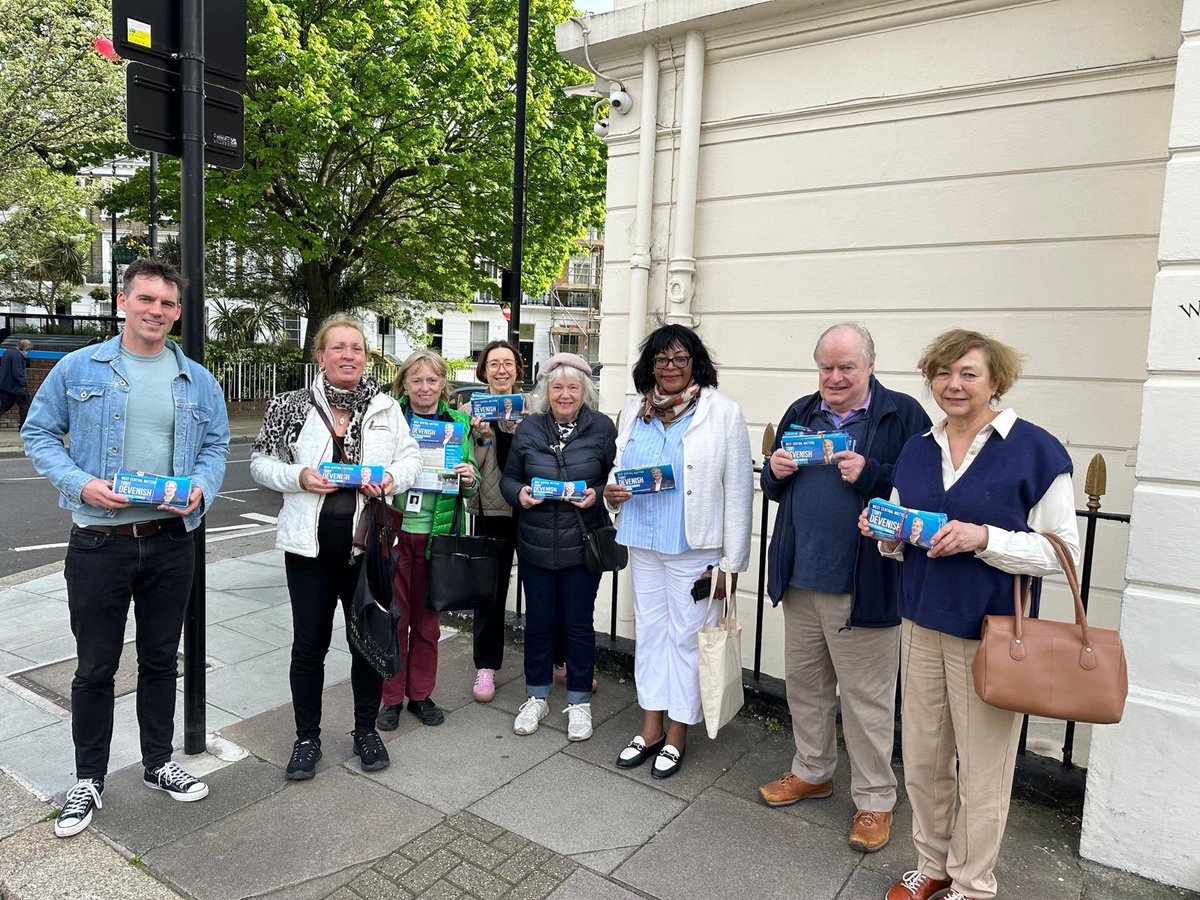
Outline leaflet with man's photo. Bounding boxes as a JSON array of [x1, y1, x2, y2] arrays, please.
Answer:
[[317, 462, 384, 487], [471, 393, 524, 422], [615, 464, 676, 494], [531, 477, 586, 502], [781, 430, 856, 465], [865, 498, 947, 550], [111, 469, 191, 509], [407, 416, 464, 493]]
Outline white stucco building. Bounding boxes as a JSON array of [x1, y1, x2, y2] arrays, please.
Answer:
[[558, 0, 1200, 890]]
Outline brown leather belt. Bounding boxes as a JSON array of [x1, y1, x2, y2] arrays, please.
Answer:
[[80, 518, 187, 539]]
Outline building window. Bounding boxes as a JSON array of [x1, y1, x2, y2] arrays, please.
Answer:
[[283, 313, 301, 346], [470, 321, 489, 359], [557, 333, 582, 355], [519, 323, 535, 341], [427, 318, 443, 352]]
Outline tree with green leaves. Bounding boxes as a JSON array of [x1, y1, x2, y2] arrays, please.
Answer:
[[107, 0, 606, 354]]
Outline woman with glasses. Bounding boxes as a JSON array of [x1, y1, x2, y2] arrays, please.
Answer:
[[463, 340, 525, 702], [603, 325, 753, 778]]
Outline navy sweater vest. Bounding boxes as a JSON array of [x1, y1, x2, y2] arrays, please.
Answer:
[[892, 419, 1072, 640]]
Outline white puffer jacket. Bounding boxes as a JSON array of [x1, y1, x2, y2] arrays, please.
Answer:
[[250, 387, 422, 558], [609, 387, 754, 571]]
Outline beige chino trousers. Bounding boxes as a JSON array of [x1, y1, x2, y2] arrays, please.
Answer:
[[783, 588, 900, 811], [901, 618, 1023, 900]]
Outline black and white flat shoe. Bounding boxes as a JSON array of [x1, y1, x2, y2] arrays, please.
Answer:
[[651, 744, 684, 779], [616, 734, 666, 769]]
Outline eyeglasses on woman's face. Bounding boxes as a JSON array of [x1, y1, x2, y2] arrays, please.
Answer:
[[652, 354, 691, 370]]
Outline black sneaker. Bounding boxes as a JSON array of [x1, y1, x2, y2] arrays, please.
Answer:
[[352, 729, 390, 772], [286, 737, 322, 780], [55, 778, 104, 838], [408, 697, 445, 726], [144, 761, 210, 801], [377, 703, 401, 731]]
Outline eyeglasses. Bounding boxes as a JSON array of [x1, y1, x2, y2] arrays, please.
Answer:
[[486, 360, 516, 370], [652, 354, 691, 370]]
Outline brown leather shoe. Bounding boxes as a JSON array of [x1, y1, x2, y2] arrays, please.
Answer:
[[885, 869, 953, 900], [848, 809, 892, 852], [757, 772, 834, 807]]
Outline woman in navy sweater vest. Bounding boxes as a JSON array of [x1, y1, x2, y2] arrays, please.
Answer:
[[858, 330, 1080, 900]]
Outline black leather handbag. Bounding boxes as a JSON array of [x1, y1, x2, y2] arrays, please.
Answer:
[[553, 445, 627, 575], [348, 498, 403, 679], [425, 495, 506, 611]]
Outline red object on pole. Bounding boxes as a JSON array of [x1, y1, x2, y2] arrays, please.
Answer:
[[501, 306, 512, 321], [94, 35, 120, 61]]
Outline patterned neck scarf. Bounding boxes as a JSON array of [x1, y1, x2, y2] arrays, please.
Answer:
[[639, 380, 700, 426], [321, 372, 380, 464]]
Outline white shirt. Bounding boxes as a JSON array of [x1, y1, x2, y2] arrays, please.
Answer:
[[881, 408, 1080, 575]]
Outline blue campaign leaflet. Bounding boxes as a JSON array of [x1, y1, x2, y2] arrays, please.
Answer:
[[865, 498, 948, 549], [111, 469, 192, 508], [531, 477, 586, 501], [410, 416, 465, 493], [471, 393, 524, 421], [317, 463, 385, 487], [780, 430, 856, 465], [615, 464, 676, 494]]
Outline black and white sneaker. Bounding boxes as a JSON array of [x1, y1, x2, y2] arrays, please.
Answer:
[[144, 761, 209, 801], [351, 729, 390, 772], [55, 778, 103, 838], [286, 737, 322, 780]]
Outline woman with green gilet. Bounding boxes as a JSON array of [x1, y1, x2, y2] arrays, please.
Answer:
[[377, 349, 480, 730]]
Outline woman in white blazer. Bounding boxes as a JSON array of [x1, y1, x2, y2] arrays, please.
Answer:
[[603, 325, 753, 778], [250, 314, 422, 781]]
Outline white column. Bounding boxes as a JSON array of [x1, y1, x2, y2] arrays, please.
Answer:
[[625, 42, 661, 399], [1080, 3, 1200, 891], [664, 30, 705, 326]]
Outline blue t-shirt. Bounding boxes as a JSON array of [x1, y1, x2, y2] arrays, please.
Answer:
[[615, 407, 694, 555]]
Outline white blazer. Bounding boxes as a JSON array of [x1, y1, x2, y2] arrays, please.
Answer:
[[251, 387, 422, 558], [610, 387, 754, 571]]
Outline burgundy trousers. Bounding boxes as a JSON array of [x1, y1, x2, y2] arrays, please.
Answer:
[[381, 531, 442, 705]]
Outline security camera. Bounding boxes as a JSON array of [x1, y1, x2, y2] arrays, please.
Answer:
[[609, 88, 632, 115], [593, 119, 609, 138]]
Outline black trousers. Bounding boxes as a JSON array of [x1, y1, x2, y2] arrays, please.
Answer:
[[472, 513, 518, 669], [65, 523, 194, 778], [0, 389, 29, 426], [284, 515, 382, 739]]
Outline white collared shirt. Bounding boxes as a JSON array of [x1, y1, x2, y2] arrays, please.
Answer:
[[881, 408, 1080, 574]]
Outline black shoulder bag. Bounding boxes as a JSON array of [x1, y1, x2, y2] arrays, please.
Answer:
[[552, 443, 627, 575], [425, 484, 507, 612]]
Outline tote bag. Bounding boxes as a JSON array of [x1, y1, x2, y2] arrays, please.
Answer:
[[348, 498, 403, 680], [697, 560, 744, 739], [425, 495, 506, 612]]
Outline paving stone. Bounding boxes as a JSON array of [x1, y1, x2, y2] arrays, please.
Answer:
[[423, 634, 523, 715], [420, 882, 463, 900], [3, 632, 79, 665], [495, 845, 556, 885], [836, 866, 896, 899], [614, 787, 856, 900], [489, 829, 530, 855], [377, 851, 417, 880], [506, 871, 560, 900], [1080, 859, 1200, 898], [254, 862, 374, 900], [348, 868, 411, 900], [399, 824, 457, 863], [0, 648, 34, 677], [218, 602, 296, 648], [0, 772, 51, 841], [205, 623, 278, 665], [991, 800, 1084, 898], [547, 870, 645, 900], [94, 757, 284, 854], [0, 680, 60, 741], [448, 810, 504, 843], [488, 669, 638, 735], [205, 644, 350, 719], [446, 834, 508, 870], [0, 596, 71, 651], [18, 572, 68, 594], [565, 848, 637, 877], [204, 558, 289, 592], [204, 590, 273, 627], [325, 889, 363, 900], [361, 703, 568, 814], [400, 848, 459, 894], [445, 861, 509, 900], [144, 768, 440, 900], [470, 754, 685, 860], [226, 583, 294, 606]]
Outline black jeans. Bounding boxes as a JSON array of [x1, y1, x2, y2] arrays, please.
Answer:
[[284, 514, 382, 739], [472, 513, 518, 670], [65, 523, 194, 778], [0, 389, 29, 426], [519, 561, 600, 704]]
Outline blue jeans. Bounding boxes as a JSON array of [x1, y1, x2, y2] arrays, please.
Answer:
[[519, 562, 600, 705]]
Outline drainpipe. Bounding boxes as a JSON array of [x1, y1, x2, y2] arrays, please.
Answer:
[[665, 30, 705, 326], [625, 43, 660, 399]]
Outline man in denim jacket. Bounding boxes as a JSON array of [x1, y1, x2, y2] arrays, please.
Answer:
[[22, 258, 229, 838]]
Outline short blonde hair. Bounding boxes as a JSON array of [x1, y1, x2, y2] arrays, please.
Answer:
[[528, 364, 599, 414], [395, 348, 452, 403], [310, 313, 366, 361], [917, 329, 1024, 400]]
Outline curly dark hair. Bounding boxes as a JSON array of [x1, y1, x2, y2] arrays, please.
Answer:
[[631, 324, 719, 393]]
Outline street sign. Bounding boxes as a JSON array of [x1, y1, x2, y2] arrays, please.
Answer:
[[126, 62, 245, 170], [113, 0, 247, 91]]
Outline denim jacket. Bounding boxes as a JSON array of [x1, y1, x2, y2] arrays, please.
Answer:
[[22, 335, 230, 531]]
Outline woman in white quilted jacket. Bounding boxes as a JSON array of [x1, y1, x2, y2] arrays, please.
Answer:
[[250, 314, 421, 782]]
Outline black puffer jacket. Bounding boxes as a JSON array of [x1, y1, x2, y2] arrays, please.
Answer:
[[501, 405, 617, 571]]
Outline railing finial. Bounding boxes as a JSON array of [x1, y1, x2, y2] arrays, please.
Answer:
[[1084, 453, 1106, 513], [761, 423, 776, 458]]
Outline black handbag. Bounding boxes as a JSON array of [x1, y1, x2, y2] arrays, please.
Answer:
[[348, 498, 403, 680], [553, 444, 627, 575], [425, 495, 506, 611]]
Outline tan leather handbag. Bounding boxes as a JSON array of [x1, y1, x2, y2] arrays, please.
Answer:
[[972, 531, 1127, 724]]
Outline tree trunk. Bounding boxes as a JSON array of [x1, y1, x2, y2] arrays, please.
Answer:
[[299, 260, 347, 360]]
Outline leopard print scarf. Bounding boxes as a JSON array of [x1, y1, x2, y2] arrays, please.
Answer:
[[254, 372, 381, 465]]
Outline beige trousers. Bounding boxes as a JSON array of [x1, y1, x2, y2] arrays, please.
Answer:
[[901, 618, 1023, 900], [782, 588, 900, 811]]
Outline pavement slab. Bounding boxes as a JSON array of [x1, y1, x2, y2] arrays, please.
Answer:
[[547, 869, 646, 900], [144, 767, 440, 900], [203, 644, 350, 719], [206, 623, 280, 666], [0, 679, 61, 741], [469, 753, 686, 864], [0, 772, 51, 841], [359, 702, 568, 815], [204, 559, 290, 593], [94, 757, 285, 854], [613, 787, 857, 900], [0, 595, 72, 651], [17, 571, 68, 595], [488, 667, 639, 735], [0, 823, 183, 900], [423, 633, 525, 715], [0, 648, 34, 677], [204, 591, 275, 628]]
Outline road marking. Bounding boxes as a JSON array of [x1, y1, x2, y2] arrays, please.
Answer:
[[221, 488, 260, 494], [0, 476, 47, 483], [207, 525, 275, 544], [241, 512, 278, 525], [12, 542, 69, 552], [207, 523, 260, 533]]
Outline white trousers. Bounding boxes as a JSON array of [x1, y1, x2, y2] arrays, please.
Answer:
[[630, 546, 720, 725]]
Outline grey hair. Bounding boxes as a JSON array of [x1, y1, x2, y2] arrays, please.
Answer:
[[16, 339, 32, 352], [528, 364, 599, 415], [813, 322, 876, 367]]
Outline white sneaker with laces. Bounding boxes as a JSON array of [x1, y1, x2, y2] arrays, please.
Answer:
[[564, 703, 593, 741], [144, 761, 209, 802], [513, 697, 549, 735], [55, 779, 103, 838]]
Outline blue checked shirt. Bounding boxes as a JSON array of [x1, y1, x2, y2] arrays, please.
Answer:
[[615, 406, 695, 554]]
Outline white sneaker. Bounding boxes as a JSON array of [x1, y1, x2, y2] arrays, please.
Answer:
[[564, 703, 593, 741], [513, 697, 549, 735]]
